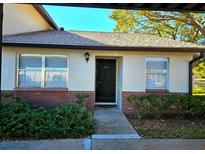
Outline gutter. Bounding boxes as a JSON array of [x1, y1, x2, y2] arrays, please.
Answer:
[[2, 42, 205, 52], [189, 52, 205, 95]]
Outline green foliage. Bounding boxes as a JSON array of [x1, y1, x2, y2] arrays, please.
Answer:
[[193, 86, 205, 95], [127, 95, 144, 121], [0, 95, 94, 140], [75, 93, 89, 106], [127, 94, 205, 119], [127, 94, 178, 118], [1, 93, 21, 103], [110, 10, 205, 44], [193, 61, 205, 78], [192, 60, 205, 95], [178, 95, 205, 117]]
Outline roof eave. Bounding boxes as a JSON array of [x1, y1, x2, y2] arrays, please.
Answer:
[[2, 42, 205, 52], [32, 4, 59, 30], [39, 3, 205, 13]]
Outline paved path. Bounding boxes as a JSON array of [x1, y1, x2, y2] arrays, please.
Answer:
[[92, 139, 205, 150], [93, 106, 138, 135], [0, 139, 91, 150], [1, 139, 205, 150]]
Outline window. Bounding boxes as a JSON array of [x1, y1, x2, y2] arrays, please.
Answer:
[[146, 58, 168, 89], [45, 56, 67, 88], [18, 54, 68, 88]]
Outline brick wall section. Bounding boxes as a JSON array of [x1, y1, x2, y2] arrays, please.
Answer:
[[2, 89, 186, 114], [122, 92, 146, 114], [123, 91, 186, 115], [2, 90, 95, 111]]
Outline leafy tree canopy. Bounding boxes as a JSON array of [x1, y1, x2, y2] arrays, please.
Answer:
[[110, 10, 205, 80], [109, 10, 205, 45]]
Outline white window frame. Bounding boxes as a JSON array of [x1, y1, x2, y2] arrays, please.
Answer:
[[16, 53, 69, 88], [145, 57, 169, 90]]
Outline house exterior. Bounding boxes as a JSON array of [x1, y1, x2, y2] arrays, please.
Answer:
[[2, 4, 205, 114]]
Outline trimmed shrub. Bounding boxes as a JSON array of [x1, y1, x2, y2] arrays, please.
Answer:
[[178, 95, 205, 118], [0, 94, 94, 140], [127, 94, 205, 119]]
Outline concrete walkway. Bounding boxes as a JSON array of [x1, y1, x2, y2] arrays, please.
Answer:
[[92, 139, 205, 150], [0, 139, 91, 150], [1, 139, 205, 150], [93, 106, 138, 136]]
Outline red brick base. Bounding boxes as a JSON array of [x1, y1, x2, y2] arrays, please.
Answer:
[[122, 92, 145, 114], [2, 89, 95, 111], [2, 89, 186, 114], [122, 91, 186, 115]]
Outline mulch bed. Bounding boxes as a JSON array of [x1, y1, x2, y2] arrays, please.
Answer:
[[127, 115, 205, 139]]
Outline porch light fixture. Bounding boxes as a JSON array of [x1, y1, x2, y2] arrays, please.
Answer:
[[84, 52, 90, 63]]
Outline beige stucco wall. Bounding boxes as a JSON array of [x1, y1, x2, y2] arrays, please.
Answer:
[[1, 47, 193, 93], [122, 52, 192, 93], [3, 4, 52, 35], [1, 47, 95, 91]]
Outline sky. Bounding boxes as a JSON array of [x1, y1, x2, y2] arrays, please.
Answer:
[[44, 5, 116, 32]]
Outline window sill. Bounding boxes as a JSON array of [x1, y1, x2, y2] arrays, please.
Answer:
[[14, 88, 68, 92], [146, 89, 169, 93]]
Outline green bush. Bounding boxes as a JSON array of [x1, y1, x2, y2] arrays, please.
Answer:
[[0, 95, 94, 140], [127, 94, 205, 119], [1, 93, 21, 104], [75, 93, 89, 106], [178, 95, 205, 117], [127, 94, 177, 119]]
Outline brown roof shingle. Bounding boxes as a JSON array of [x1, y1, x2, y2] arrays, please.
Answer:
[[3, 30, 205, 51]]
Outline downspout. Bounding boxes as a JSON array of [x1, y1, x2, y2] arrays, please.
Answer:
[[189, 52, 205, 95]]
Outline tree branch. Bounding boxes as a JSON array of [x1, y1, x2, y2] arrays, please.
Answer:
[[184, 13, 205, 36], [191, 29, 199, 42]]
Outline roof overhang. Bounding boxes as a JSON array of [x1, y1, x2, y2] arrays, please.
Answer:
[[42, 3, 205, 13], [2, 42, 205, 52]]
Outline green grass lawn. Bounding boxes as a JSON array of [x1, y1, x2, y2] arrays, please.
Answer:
[[128, 117, 205, 139]]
